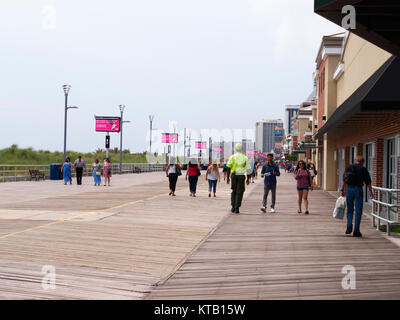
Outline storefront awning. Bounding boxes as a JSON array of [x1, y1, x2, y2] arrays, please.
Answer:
[[315, 0, 400, 57], [315, 56, 400, 139]]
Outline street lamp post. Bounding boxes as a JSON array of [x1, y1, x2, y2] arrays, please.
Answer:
[[149, 115, 154, 169], [62, 84, 78, 163], [118, 105, 132, 175]]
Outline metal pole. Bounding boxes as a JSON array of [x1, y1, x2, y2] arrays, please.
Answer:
[[149, 116, 154, 167], [63, 92, 68, 163], [120, 109, 123, 175], [209, 136, 212, 164], [106, 132, 110, 159], [173, 124, 176, 158], [184, 128, 186, 164]]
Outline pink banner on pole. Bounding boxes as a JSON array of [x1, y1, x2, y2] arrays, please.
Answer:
[[214, 146, 223, 153], [162, 133, 179, 143], [95, 118, 120, 132], [246, 150, 259, 156], [195, 142, 207, 149]]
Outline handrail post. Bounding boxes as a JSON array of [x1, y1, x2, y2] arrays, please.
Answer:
[[372, 193, 375, 228], [377, 189, 381, 231]]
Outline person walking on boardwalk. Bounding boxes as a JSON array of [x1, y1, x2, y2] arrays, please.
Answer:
[[92, 158, 102, 186], [186, 158, 200, 197], [62, 157, 72, 185], [260, 153, 280, 213], [206, 162, 221, 197], [226, 143, 251, 214], [74, 155, 86, 185], [252, 161, 259, 182], [307, 159, 317, 186], [340, 155, 373, 238], [222, 161, 228, 180], [166, 157, 182, 196], [294, 160, 313, 215], [103, 158, 112, 186]]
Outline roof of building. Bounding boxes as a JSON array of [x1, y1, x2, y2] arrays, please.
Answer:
[[315, 33, 345, 68], [315, 56, 400, 139], [315, 0, 400, 57]]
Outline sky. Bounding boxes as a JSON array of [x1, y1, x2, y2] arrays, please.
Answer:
[[0, 0, 343, 153]]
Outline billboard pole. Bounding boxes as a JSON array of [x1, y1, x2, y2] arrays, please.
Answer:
[[106, 132, 110, 158]]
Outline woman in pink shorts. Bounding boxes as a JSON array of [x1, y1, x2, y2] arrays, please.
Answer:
[[103, 158, 112, 186], [294, 160, 313, 215]]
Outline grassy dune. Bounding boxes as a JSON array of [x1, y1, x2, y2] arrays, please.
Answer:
[[0, 145, 148, 165]]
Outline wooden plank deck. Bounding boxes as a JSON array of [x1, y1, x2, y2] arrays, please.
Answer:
[[148, 172, 400, 300], [0, 172, 257, 299]]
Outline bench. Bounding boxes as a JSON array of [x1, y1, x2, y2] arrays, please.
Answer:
[[132, 166, 142, 174], [29, 169, 46, 181]]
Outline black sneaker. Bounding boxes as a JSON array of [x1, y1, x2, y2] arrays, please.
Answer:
[[235, 208, 240, 214], [345, 226, 353, 235], [231, 207, 235, 213], [305, 211, 309, 215], [353, 231, 362, 238]]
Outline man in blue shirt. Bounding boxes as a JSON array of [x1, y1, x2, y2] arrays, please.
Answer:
[[260, 153, 280, 213]]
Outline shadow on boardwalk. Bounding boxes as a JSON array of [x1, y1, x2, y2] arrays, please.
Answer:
[[148, 172, 400, 300]]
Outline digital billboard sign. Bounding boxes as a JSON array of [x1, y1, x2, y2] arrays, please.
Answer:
[[95, 117, 121, 132], [274, 128, 283, 137], [162, 133, 179, 143], [195, 142, 207, 149]]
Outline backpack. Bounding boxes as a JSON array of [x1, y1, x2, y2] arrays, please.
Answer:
[[343, 165, 357, 185]]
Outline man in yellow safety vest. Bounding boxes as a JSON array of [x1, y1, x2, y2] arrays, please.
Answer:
[[226, 143, 251, 214]]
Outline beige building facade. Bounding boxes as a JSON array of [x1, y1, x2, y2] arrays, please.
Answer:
[[315, 32, 397, 194]]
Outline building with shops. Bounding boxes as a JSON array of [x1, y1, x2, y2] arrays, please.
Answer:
[[312, 1, 400, 202], [311, 29, 400, 221], [255, 120, 284, 154], [315, 31, 399, 193]]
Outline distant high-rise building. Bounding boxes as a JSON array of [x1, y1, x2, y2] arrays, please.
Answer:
[[255, 120, 284, 154], [284, 105, 300, 135]]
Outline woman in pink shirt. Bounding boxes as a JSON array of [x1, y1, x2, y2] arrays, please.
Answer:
[[294, 160, 313, 215]]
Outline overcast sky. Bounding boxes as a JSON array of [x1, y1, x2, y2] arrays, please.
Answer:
[[0, 0, 342, 153]]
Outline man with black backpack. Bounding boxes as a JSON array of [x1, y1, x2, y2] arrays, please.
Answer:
[[340, 155, 373, 237]]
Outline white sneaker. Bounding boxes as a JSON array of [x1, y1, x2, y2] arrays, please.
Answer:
[[270, 208, 275, 213]]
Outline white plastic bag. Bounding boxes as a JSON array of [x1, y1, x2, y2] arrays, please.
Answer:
[[333, 196, 346, 219]]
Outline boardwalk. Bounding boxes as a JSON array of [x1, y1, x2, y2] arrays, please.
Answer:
[[148, 172, 400, 300], [1, 171, 400, 299], [0, 172, 256, 299]]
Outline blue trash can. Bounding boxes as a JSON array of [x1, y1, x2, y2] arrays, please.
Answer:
[[50, 164, 61, 180]]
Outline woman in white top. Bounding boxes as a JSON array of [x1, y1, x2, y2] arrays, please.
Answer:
[[165, 157, 182, 196], [206, 163, 221, 197]]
